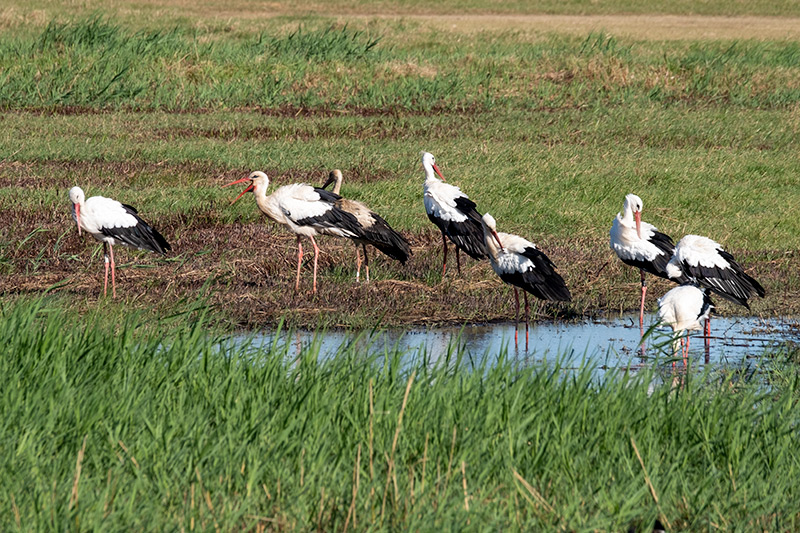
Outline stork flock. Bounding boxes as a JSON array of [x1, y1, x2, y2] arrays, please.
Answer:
[[68, 152, 764, 357]]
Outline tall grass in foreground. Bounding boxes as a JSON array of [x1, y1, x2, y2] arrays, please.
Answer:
[[1, 298, 799, 531]]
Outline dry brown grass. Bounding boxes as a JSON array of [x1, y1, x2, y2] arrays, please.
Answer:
[[2, 211, 794, 329], [4, 0, 800, 41]]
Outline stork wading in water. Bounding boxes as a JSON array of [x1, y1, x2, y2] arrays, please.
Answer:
[[610, 194, 687, 337], [666, 234, 765, 342], [421, 151, 487, 276], [69, 186, 171, 298], [226, 171, 371, 294], [657, 284, 715, 365], [481, 213, 571, 347], [320, 169, 411, 282]]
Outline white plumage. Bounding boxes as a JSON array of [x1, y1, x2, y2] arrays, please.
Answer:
[[69, 186, 170, 298], [610, 194, 677, 269], [321, 169, 411, 282], [421, 151, 486, 275], [666, 234, 765, 309], [609, 193, 684, 337], [226, 171, 366, 293], [481, 213, 571, 345], [657, 284, 714, 361]]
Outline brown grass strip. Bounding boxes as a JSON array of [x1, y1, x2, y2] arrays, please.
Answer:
[[195, 467, 220, 532], [69, 434, 88, 510], [380, 371, 416, 521], [11, 492, 20, 528], [512, 468, 554, 514], [421, 432, 429, 496], [343, 443, 362, 533], [461, 461, 470, 512], [118, 440, 139, 469], [631, 436, 671, 530], [444, 425, 457, 496]]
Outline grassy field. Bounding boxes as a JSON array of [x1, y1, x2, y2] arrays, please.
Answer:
[[0, 8, 799, 327], [2, 4, 800, 530], [1, 297, 799, 531]]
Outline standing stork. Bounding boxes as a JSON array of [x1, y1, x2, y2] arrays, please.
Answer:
[[481, 213, 571, 346], [421, 151, 487, 276], [610, 193, 687, 337], [657, 284, 714, 364], [225, 171, 366, 294], [666, 234, 765, 341], [69, 186, 171, 298], [320, 169, 411, 282]]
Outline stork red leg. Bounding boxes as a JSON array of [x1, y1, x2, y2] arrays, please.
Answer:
[[310, 235, 320, 294], [441, 231, 448, 277], [355, 243, 362, 282], [295, 236, 303, 292], [455, 247, 462, 275], [639, 269, 647, 336], [639, 269, 647, 357], [513, 287, 520, 345], [103, 242, 110, 298], [362, 244, 370, 282], [523, 291, 530, 349], [684, 334, 690, 366], [109, 243, 116, 298]]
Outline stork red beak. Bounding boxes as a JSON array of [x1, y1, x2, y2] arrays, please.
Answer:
[[223, 177, 255, 204], [433, 163, 446, 182], [491, 230, 504, 252], [74, 203, 81, 236], [634, 210, 642, 239]]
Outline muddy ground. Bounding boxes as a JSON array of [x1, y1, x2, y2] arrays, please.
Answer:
[[2, 211, 796, 330]]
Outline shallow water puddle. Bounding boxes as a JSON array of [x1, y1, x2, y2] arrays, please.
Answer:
[[237, 314, 799, 372]]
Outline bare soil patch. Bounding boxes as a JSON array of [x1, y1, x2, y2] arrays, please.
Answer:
[[2, 216, 795, 329]]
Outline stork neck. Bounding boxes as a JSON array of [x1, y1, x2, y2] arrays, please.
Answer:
[[423, 163, 438, 182], [621, 205, 635, 225], [252, 180, 271, 212], [482, 226, 500, 260]]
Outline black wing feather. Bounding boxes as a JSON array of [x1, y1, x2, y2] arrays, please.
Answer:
[[620, 230, 688, 283], [100, 206, 170, 254], [356, 212, 412, 263], [681, 249, 765, 308], [500, 247, 571, 302], [427, 194, 487, 260]]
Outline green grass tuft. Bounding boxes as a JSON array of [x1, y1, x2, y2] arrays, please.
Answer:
[[1, 297, 799, 529]]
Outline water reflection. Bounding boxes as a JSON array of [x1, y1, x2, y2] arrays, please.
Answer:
[[236, 314, 799, 373]]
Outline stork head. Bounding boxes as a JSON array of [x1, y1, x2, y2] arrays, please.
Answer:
[[623, 193, 643, 238], [68, 186, 85, 236], [322, 169, 343, 192], [420, 151, 445, 182], [224, 171, 269, 204], [481, 213, 503, 252]]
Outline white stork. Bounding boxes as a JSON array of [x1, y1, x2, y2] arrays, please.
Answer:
[[482, 213, 571, 346], [421, 151, 486, 276], [69, 186, 171, 298], [657, 284, 715, 364], [320, 169, 412, 282], [665, 234, 765, 340], [610, 193, 687, 335], [225, 171, 367, 294]]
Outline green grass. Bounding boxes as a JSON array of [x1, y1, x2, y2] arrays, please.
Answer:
[[1, 297, 799, 530], [1, 16, 800, 112], [2, 105, 799, 250]]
